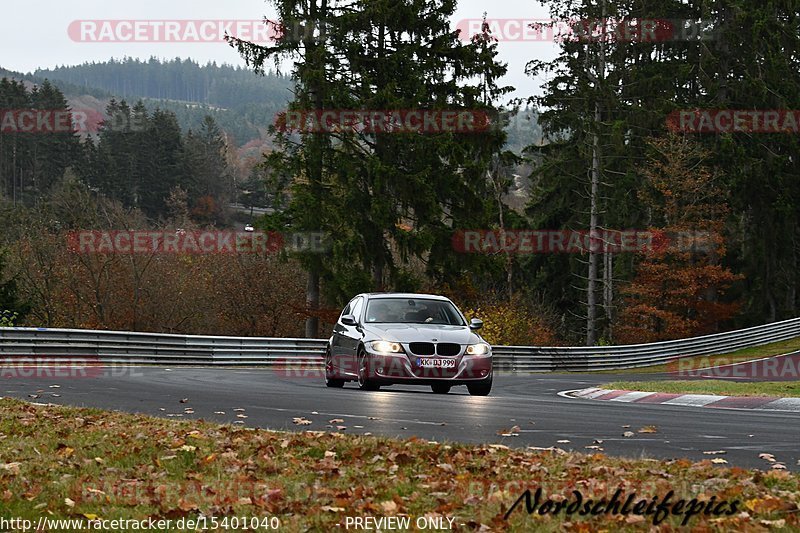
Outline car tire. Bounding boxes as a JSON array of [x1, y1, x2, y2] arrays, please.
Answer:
[[357, 349, 380, 391], [431, 383, 451, 394], [325, 350, 345, 388], [467, 376, 492, 396]]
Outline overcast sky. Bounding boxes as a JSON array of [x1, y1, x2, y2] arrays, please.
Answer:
[[2, 0, 557, 102]]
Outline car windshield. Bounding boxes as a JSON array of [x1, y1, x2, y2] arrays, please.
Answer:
[[365, 298, 466, 325]]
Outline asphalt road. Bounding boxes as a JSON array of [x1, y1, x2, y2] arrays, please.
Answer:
[[2, 367, 798, 471]]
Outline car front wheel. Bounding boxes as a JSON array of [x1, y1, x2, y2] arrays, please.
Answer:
[[467, 376, 492, 396], [325, 350, 345, 388], [357, 349, 380, 391]]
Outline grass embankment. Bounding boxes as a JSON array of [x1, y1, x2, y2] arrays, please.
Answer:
[[606, 336, 800, 375], [0, 398, 798, 531], [603, 380, 800, 398]]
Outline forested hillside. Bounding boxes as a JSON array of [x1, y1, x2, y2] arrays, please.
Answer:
[[36, 58, 291, 108], [32, 58, 293, 146]]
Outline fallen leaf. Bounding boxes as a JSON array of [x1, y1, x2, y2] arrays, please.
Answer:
[[703, 450, 727, 455], [329, 418, 344, 424], [638, 425, 658, 434], [622, 431, 635, 438], [179, 398, 189, 403], [497, 425, 521, 437], [56, 444, 74, 458], [711, 458, 728, 464], [293, 417, 312, 426], [557, 439, 570, 444], [380, 500, 398, 513], [64, 497, 75, 508], [0, 463, 21, 474]]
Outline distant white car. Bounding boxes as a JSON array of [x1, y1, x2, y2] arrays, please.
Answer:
[[244, 224, 255, 232]]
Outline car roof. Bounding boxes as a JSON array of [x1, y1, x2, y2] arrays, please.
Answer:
[[361, 292, 451, 301]]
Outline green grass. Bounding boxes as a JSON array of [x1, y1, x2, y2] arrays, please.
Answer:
[[1, 398, 799, 531], [600, 336, 800, 374], [603, 380, 800, 398]]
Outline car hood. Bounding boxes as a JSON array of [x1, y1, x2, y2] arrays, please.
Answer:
[[361, 323, 481, 344]]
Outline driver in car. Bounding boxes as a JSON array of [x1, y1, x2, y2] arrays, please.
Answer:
[[367, 302, 392, 323]]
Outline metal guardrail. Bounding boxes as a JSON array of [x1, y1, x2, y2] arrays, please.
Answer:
[[2, 316, 800, 372]]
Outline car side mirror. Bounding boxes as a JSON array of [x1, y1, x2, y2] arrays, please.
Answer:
[[469, 318, 483, 330], [341, 314, 358, 326]]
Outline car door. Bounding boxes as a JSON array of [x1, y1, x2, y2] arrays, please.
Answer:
[[340, 296, 365, 375], [330, 299, 354, 374]]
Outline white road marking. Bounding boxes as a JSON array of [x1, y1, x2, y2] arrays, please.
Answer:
[[609, 391, 656, 403], [662, 394, 727, 407], [761, 398, 800, 412]]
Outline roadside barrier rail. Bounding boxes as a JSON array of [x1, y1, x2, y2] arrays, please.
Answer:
[[2, 316, 799, 372]]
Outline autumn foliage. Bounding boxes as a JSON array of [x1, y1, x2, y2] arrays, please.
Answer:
[[616, 135, 741, 344], [1, 180, 306, 337], [461, 297, 560, 346]]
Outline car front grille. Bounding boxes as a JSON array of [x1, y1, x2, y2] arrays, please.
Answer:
[[408, 342, 461, 356], [409, 342, 435, 355], [436, 343, 460, 356]]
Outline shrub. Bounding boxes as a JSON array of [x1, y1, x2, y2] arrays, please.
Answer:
[[461, 298, 559, 346]]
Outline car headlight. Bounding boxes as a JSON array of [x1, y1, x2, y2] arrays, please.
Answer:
[[465, 343, 491, 356], [368, 340, 404, 353]]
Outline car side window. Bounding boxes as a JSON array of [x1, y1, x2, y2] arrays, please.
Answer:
[[350, 297, 364, 323], [339, 301, 353, 321]]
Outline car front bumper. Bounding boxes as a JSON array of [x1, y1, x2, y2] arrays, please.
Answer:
[[362, 347, 492, 383]]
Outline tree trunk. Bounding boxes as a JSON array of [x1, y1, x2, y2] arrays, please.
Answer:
[[305, 268, 320, 338], [586, 109, 600, 347]]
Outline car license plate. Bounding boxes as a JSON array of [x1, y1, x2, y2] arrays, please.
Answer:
[[417, 358, 455, 368]]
